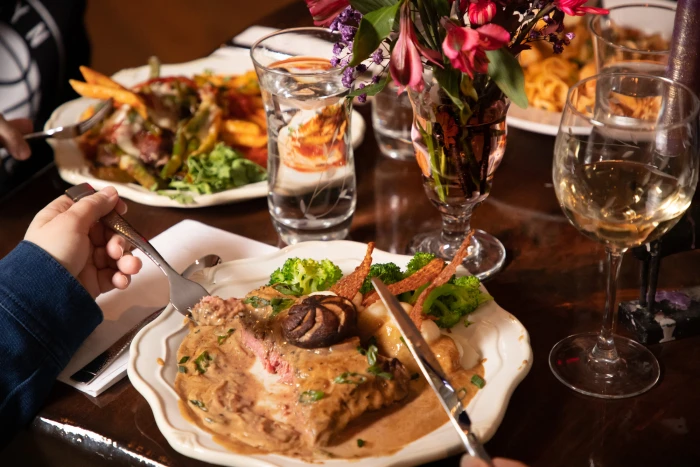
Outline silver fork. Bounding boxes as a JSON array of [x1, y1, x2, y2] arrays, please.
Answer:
[[70, 254, 221, 384], [25, 98, 114, 140], [65, 183, 212, 317]]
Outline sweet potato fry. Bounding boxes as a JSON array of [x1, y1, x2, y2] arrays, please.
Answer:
[[362, 258, 445, 307], [79, 66, 126, 90], [331, 242, 375, 300], [69, 80, 147, 119], [409, 231, 474, 328], [222, 119, 267, 148]]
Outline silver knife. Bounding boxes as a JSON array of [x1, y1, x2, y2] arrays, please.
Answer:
[[371, 277, 494, 466]]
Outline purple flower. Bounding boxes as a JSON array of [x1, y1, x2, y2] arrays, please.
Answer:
[[330, 56, 340, 67], [339, 24, 356, 42], [357, 93, 367, 103], [371, 49, 384, 64], [553, 42, 564, 54], [565, 32, 576, 41], [355, 63, 367, 73], [333, 42, 345, 55], [371, 75, 380, 84]]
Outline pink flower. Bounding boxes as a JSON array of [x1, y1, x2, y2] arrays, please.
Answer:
[[555, 0, 608, 16], [390, 3, 443, 92], [442, 22, 510, 78], [468, 0, 497, 26], [305, 0, 349, 26]]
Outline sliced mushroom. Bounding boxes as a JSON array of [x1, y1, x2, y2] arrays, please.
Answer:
[[281, 295, 357, 348]]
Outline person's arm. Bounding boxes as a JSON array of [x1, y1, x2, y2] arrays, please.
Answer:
[[0, 241, 102, 441], [0, 186, 142, 443]]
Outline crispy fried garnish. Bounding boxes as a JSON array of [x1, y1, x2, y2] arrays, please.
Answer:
[[362, 258, 445, 307], [409, 231, 474, 328], [331, 242, 375, 300]]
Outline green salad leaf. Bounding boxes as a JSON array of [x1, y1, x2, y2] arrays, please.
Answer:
[[166, 143, 266, 202]]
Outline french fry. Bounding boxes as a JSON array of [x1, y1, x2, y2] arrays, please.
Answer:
[[70, 80, 148, 119], [224, 119, 260, 135], [222, 119, 267, 148], [79, 66, 126, 90], [409, 231, 474, 328], [249, 109, 267, 129]]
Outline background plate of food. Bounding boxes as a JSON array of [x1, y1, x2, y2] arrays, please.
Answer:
[[128, 240, 532, 467], [46, 48, 366, 208], [507, 10, 671, 136]]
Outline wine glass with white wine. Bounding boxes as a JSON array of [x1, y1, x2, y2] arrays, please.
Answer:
[[551, 73, 700, 398]]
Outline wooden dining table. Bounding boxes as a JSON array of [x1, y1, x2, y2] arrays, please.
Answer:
[[2, 3, 700, 467]]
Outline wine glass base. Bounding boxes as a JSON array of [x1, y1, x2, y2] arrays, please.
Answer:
[[549, 332, 660, 399], [408, 229, 506, 280]]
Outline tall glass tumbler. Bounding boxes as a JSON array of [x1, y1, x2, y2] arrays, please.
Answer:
[[372, 80, 414, 160], [251, 28, 356, 244], [590, 4, 675, 76]]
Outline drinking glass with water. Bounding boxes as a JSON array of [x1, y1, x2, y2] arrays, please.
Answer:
[[372, 80, 414, 161], [251, 28, 356, 244]]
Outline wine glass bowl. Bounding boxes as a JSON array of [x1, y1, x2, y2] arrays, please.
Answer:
[[550, 73, 699, 398]]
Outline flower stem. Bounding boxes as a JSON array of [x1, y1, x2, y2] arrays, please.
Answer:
[[513, 5, 556, 47]]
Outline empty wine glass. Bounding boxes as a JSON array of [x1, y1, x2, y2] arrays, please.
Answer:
[[550, 73, 699, 398]]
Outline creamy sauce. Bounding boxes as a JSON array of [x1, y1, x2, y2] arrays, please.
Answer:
[[175, 316, 484, 461]]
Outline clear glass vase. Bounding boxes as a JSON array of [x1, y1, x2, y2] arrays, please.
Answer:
[[407, 72, 509, 280]]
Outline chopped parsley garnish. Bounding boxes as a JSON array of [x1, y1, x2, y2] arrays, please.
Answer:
[[357, 439, 366, 448], [367, 365, 394, 380], [178, 366, 187, 374], [193, 351, 213, 374], [334, 372, 367, 385], [410, 373, 420, 380], [270, 298, 295, 315], [217, 329, 235, 345], [189, 399, 207, 411], [471, 375, 485, 389], [179, 356, 190, 364], [299, 390, 325, 403], [244, 296, 270, 308], [272, 283, 303, 296], [244, 296, 295, 316], [359, 344, 393, 379]]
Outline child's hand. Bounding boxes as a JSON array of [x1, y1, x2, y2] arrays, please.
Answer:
[[25, 186, 143, 298]]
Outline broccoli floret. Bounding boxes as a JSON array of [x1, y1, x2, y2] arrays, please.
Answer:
[[268, 258, 343, 296], [453, 275, 481, 290], [360, 263, 404, 294], [405, 252, 436, 276], [422, 277, 492, 328]]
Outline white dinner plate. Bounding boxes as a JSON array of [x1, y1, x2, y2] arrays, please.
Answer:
[[128, 241, 532, 467], [47, 48, 366, 208]]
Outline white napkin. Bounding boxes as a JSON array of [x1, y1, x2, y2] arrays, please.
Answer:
[[57, 220, 277, 396]]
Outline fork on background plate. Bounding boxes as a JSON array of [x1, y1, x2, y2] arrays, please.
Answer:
[[24, 98, 114, 140]]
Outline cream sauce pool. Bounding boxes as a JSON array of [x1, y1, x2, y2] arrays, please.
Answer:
[[175, 323, 484, 461]]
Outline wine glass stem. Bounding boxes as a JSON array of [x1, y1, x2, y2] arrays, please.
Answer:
[[591, 247, 625, 368]]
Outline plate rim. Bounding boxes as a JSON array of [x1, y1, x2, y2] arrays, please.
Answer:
[[128, 240, 532, 467]]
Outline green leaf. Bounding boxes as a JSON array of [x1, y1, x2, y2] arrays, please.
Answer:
[[350, 0, 397, 14], [429, 0, 450, 18], [350, 3, 400, 66], [471, 374, 486, 389], [486, 48, 528, 109], [433, 67, 464, 113], [348, 73, 391, 97]]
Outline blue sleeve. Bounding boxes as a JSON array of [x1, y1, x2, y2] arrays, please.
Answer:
[[0, 241, 103, 442]]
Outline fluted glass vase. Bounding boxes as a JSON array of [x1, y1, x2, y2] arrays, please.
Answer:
[[407, 72, 509, 280]]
